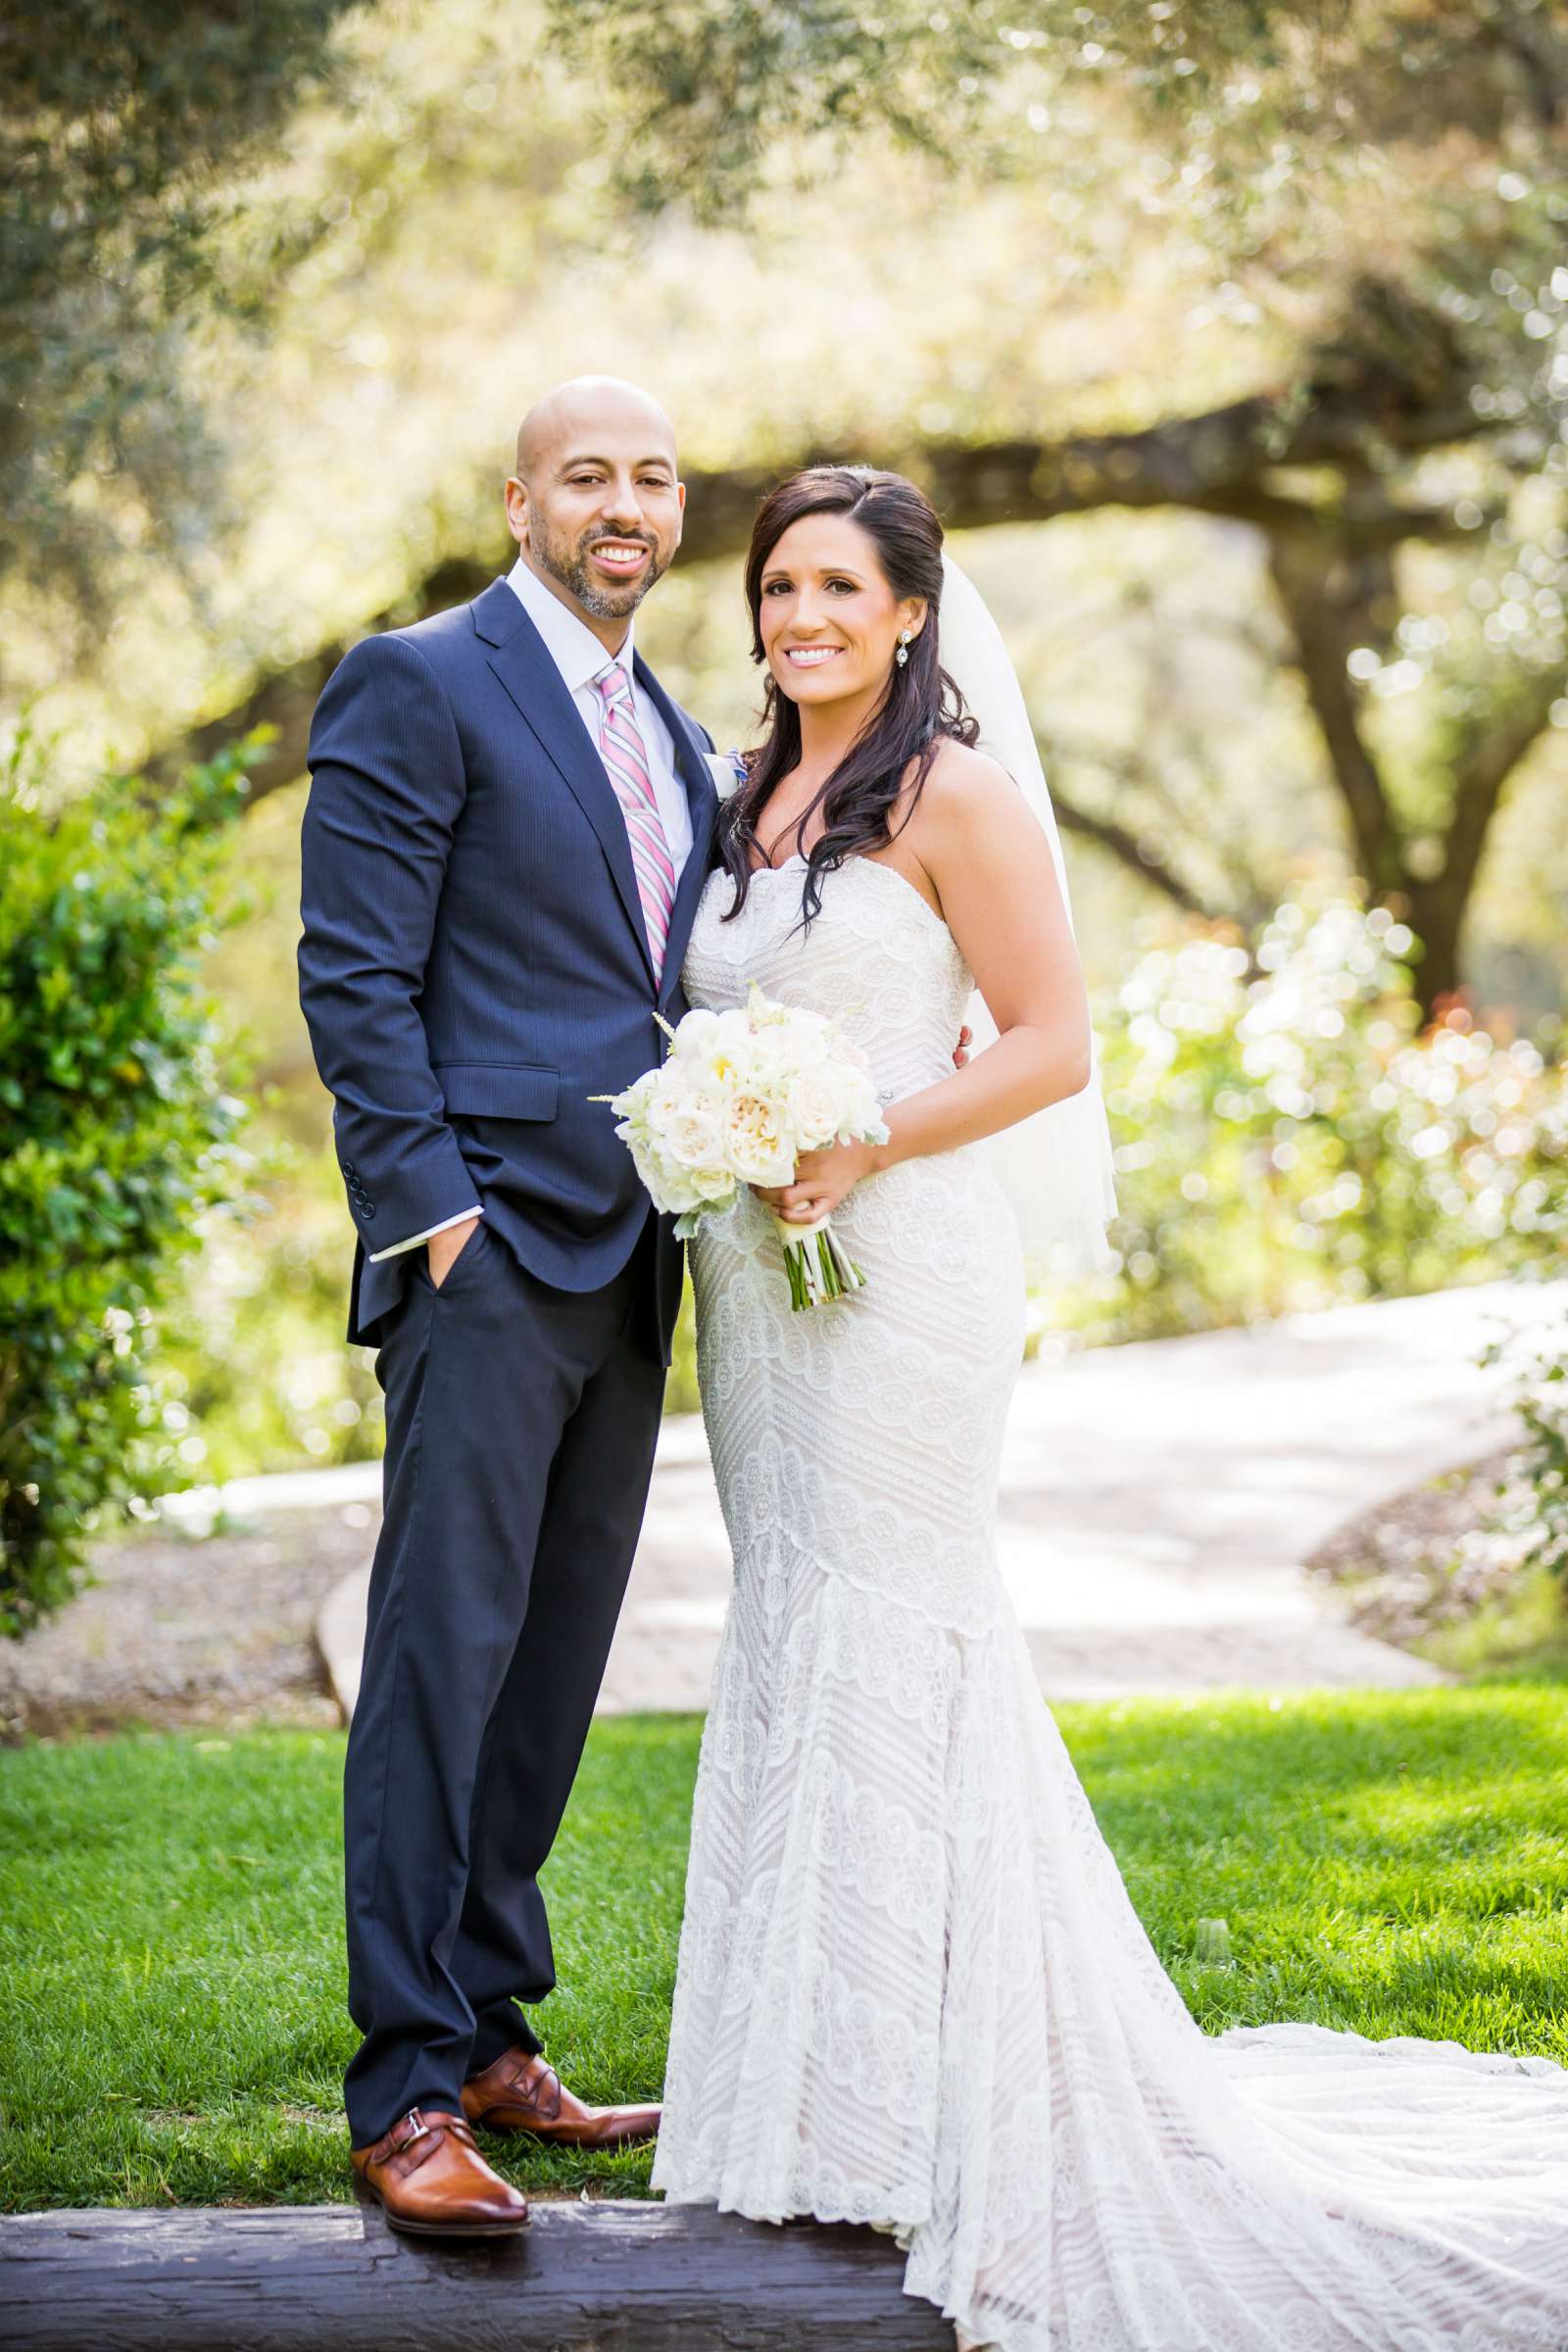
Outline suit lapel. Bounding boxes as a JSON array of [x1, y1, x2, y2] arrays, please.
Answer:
[[635, 652, 720, 1011], [473, 582, 656, 986], [471, 579, 719, 1006]]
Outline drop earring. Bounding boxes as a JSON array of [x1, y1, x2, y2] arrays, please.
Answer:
[[895, 629, 911, 668]]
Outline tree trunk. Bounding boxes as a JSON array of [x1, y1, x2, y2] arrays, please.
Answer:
[[1399, 661, 1568, 1014], [1401, 876, 1466, 1011], [1262, 519, 1404, 901]]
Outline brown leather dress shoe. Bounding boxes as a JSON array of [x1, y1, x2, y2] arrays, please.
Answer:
[[462, 2047, 662, 2149], [351, 2107, 530, 2235]]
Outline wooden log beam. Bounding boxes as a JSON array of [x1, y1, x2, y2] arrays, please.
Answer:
[[0, 2198, 954, 2351]]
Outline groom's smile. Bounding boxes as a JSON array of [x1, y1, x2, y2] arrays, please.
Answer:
[[504, 374, 685, 651], [586, 534, 655, 583]]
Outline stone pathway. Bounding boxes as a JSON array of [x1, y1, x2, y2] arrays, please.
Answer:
[[314, 1279, 1562, 1715], [0, 1506, 359, 1741]]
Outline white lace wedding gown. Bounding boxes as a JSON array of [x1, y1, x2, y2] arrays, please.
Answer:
[[652, 851, 1568, 2352]]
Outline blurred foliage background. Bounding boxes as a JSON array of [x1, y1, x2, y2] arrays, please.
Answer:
[[3, 0, 1565, 1609]]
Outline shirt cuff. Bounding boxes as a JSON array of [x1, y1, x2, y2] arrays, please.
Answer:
[[368, 1206, 482, 1263]]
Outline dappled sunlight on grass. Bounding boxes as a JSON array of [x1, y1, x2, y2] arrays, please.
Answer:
[[1045, 1686, 1568, 2057], [1, 1683, 1563, 2209]]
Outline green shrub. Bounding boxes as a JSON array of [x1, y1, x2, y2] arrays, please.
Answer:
[[0, 733, 257, 1633], [1512, 1348, 1568, 1585], [159, 1143, 385, 1484], [1479, 1316, 1568, 1594], [1043, 897, 1566, 1349], [161, 1142, 701, 1484]]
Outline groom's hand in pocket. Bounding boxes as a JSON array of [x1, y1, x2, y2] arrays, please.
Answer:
[[428, 1214, 481, 1290]]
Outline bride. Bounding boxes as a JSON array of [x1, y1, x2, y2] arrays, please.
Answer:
[[650, 464, 1568, 2349]]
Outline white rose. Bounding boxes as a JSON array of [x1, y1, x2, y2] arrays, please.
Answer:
[[626, 1136, 672, 1204], [725, 1093, 796, 1186], [669, 1164, 730, 1212], [670, 1007, 722, 1061], [846, 1074, 889, 1136], [789, 1069, 851, 1150], [630, 1140, 733, 1215], [688, 1007, 753, 1090], [663, 1101, 727, 1170], [641, 1080, 688, 1143]]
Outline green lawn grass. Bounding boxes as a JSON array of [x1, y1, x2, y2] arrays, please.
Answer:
[[2, 1685, 1565, 2212]]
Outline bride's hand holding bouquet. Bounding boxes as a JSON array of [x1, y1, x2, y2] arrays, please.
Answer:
[[596, 983, 890, 1309], [751, 1136, 882, 1226]]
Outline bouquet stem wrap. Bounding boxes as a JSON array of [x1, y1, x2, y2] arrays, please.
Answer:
[[770, 1209, 868, 1310]]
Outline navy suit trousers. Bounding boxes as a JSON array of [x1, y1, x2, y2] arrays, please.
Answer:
[[342, 1212, 664, 2144]]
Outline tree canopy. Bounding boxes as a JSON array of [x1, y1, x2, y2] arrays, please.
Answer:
[[6, 0, 1566, 1008], [1, 0, 357, 621]]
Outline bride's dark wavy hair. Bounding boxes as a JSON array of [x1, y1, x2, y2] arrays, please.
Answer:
[[717, 465, 977, 926]]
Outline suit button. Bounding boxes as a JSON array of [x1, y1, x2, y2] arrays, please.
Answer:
[[362, 1202, 376, 1219], [343, 1162, 358, 1178]]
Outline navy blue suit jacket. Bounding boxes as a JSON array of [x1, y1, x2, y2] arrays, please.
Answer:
[[298, 574, 719, 1352]]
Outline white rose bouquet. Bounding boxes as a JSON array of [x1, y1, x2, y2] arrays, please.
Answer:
[[596, 984, 889, 1309]]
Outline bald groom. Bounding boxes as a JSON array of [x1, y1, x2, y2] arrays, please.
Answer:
[[299, 378, 719, 2235]]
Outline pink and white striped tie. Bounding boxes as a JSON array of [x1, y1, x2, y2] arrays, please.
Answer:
[[594, 662, 675, 984]]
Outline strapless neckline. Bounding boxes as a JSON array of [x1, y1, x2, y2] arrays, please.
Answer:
[[740, 852, 948, 940]]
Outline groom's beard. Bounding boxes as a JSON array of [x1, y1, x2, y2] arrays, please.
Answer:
[[532, 523, 669, 621]]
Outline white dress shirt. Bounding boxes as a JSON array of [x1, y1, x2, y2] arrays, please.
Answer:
[[370, 559, 695, 1262], [504, 555, 694, 877]]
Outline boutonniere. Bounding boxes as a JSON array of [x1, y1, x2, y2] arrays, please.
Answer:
[[705, 750, 749, 802]]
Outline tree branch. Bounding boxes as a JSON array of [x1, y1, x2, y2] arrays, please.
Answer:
[[159, 358, 1501, 808], [1446, 662, 1568, 900], [1049, 784, 1221, 921]]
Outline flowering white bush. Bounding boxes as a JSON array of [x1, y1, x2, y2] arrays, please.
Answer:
[[601, 985, 889, 1307], [1056, 894, 1567, 1347], [1480, 1319, 1568, 1592]]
